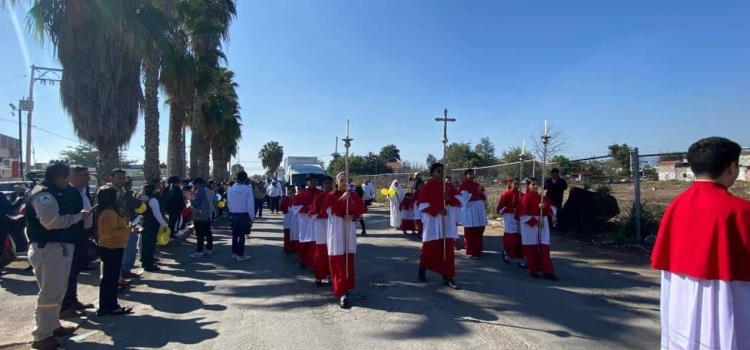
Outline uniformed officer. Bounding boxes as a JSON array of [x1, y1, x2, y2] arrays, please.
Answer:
[[26, 163, 91, 350]]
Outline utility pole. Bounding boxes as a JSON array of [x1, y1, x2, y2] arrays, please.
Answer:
[[23, 65, 63, 175], [9, 103, 22, 178]]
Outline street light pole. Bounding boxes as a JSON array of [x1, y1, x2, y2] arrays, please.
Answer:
[[9, 103, 22, 178]]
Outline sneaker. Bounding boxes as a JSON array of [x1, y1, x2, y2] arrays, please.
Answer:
[[235, 255, 250, 261], [189, 252, 206, 258], [443, 277, 461, 290], [339, 295, 352, 309]]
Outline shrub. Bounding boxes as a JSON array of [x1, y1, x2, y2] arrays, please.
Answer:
[[595, 184, 612, 194]]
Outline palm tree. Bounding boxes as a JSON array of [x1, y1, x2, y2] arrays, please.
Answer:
[[161, 3, 195, 178], [28, 1, 144, 180], [259, 142, 284, 178], [140, 1, 173, 181], [182, 0, 236, 179], [206, 68, 241, 181]]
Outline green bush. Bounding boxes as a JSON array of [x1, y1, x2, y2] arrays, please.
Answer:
[[595, 184, 612, 194], [616, 202, 662, 243]]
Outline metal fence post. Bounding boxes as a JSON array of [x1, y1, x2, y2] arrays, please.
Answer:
[[631, 147, 642, 242]]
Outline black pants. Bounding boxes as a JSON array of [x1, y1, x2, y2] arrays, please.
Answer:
[[194, 220, 213, 252], [269, 197, 280, 213], [168, 208, 181, 235], [140, 226, 158, 269], [230, 213, 250, 256], [254, 199, 264, 218], [359, 218, 367, 233], [98, 247, 124, 312], [62, 239, 88, 309]]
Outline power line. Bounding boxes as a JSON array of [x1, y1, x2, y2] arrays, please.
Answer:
[[0, 117, 81, 143]]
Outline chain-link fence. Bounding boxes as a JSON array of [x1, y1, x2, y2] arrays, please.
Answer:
[[353, 146, 750, 244]]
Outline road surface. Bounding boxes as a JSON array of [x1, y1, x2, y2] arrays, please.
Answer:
[[0, 206, 660, 349]]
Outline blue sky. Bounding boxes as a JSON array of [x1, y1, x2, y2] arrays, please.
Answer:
[[2, 1, 749, 174]]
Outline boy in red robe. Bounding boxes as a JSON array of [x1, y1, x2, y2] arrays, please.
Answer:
[[458, 169, 488, 259], [324, 172, 366, 309], [651, 137, 749, 349], [497, 178, 523, 265], [417, 163, 460, 289], [399, 193, 417, 234], [515, 178, 557, 280], [280, 187, 295, 254], [309, 176, 333, 286], [292, 175, 321, 269]]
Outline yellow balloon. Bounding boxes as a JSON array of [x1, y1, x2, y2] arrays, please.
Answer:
[[218, 200, 226, 208], [388, 188, 397, 196], [134, 202, 147, 214], [380, 188, 389, 196]]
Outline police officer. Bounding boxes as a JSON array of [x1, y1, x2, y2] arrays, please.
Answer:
[[26, 163, 90, 350]]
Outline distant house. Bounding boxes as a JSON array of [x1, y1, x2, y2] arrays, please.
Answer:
[[386, 160, 404, 171], [657, 152, 749, 182], [738, 154, 750, 181], [656, 160, 694, 181]]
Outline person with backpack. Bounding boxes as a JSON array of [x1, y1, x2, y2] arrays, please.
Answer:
[[190, 178, 214, 258]]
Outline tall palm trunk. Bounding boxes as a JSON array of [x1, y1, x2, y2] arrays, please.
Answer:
[[143, 55, 161, 181], [167, 102, 185, 177], [98, 143, 119, 185], [190, 95, 210, 179], [212, 151, 229, 181]]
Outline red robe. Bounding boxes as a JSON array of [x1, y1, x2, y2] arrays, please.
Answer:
[[309, 191, 331, 280], [515, 190, 554, 276], [459, 180, 487, 201], [399, 198, 416, 231], [280, 196, 293, 253], [416, 178, 456, 277], [324, 190, 365, 297], [651, 181, 750, 281], [294, 187, 321, 267], [459, 180, 487, 256], [497, 189, 522, 258]]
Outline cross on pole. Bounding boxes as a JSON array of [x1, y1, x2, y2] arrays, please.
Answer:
[[342, 120, 353, 278], [435, 108, 455, 260]]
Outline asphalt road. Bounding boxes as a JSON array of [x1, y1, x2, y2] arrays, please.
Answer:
[[0, 206, 660, 349]]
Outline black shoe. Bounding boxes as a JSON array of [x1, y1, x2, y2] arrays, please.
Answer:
[[530, 273, 541, 279], [402, 230, 408, 235], [31, 336, 59, 350], [53, 326, 76, 337], [143, 266, 161, 272], [543, 273, 559, 281], [502, 252, 510, 264], [360, 231, 367, 236], [339, 295, 352, 309], [417, 269, 426, 283], [443, 277, 461, 290], [72, 301, 95, 311], [315, 280, 324, 287]]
